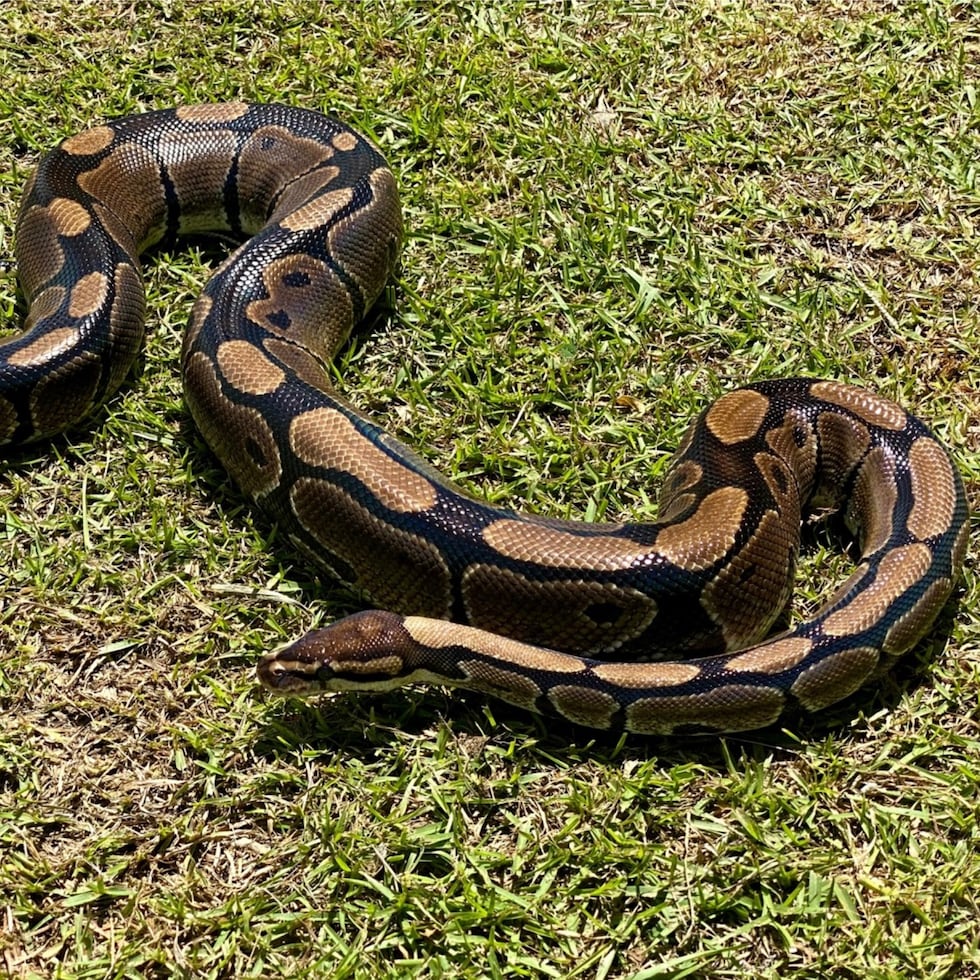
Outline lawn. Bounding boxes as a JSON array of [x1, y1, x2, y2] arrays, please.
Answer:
[[1, 1, 979, 977]]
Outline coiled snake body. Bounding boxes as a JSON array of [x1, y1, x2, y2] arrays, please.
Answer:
[[1, 103, 968, 734]]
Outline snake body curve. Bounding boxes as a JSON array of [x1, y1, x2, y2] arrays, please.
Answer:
[[0, 103, 968, 734]]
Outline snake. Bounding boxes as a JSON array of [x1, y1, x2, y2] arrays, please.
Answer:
[[0, 102, 969, 735]]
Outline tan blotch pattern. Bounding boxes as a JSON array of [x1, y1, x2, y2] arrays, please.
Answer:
[[815, 410, 871, 499], [790, 646, 879, 710], [290, 408, 438, 513], [459, 661, 542, 711], [326, 168, 402, 300], [61, 125, 114, 156], [332, 131, 359, 152], [403, 617, 587, 674], [216, 340, 285, 396], [482, 520, 653, 571], [175, 102, 249, 122], [68, 271, 109, 319], [78, 143, 168, 245], [159, 129, 238, 233], [183, 351, 282, 498], [590, 660, 700, 688], [22, 286, 65, 332], [849, 447, 897, 556], [811, 381, 907, 430], [290, 478, 452, 617], [461, 564, 657, 655], [548, 685, 619, 729], [906, 437, 956, 540], [701, 508, 795, 648], [627, 685, 785, 734], [6, 326, 79, 367], [16, 199, 91, 296], [883, 578, 952, 655], [245, 253, 354, 352], [655, 486, 748, 571], [236, 125, 335, 215], [262, 338, 333, 394], [280, 185, 354, 233], [704, 388, 770, 445], [726, 635, 812, 674], [822, 544, 932, 638]]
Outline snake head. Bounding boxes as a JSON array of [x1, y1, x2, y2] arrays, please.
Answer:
[[256, 609, 412, 695]]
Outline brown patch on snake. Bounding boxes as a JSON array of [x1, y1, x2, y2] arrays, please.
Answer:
[[61, 125, 114, 156], [821, 544, 932, 638], [236, 126, 336, 218], [766, 415, 817, 495], [183, 351, 282, 498], [701, 508, 796, 648], [661, 459, 702, 497], [461, 565, 658, 655], [279, 185, 354, 233], [590, 660, 699, 688], [159, 129, 238, 233], [726, 636, 812, 674], [68, 271, 109, 319], [290, 408, 438, 513], [815, 410, 871, 502], [270, 167, 344, 226], [882, 578, 952, 655], [907, 437, 956, 541], [548, 686, 619, 729], [332, 131, 359, 152], [291, 480, 452, 617], [658, 493, 696, 523], [790, 646, 879, 710], [6, 326, 78, 367], [78, 142, 168, 244], [262, 338, 334, 395], [326, 168, 402, 300], [16, 200, 90, 295], [704, 388, 770, 445], [849, 447, 897, 556], [658, 460, 702, 522], [811, 381, 907, 430], [481, 520, 653, 571], [245, 254, 354, 350], [91, 202, 139, 256], [402, 616, 587, 674], [216, 340, 286, 396], [656, 486, 749, 571], [627, 685, 785, 734], [459, 661, 543, 712], [754, 453, 799, 513], [175, 102, 249, 122], [22, 286, 65, 331]]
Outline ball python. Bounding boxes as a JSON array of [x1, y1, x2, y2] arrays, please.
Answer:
[[0, 103, 968, 735]]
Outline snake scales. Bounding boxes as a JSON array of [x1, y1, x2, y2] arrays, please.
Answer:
[[0, 103, 968, 734]]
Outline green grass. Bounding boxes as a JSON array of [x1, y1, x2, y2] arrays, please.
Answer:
[[2, 1, 979, 977]]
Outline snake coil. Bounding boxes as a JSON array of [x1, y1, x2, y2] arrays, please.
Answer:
[[0, 103, 968, 734]]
